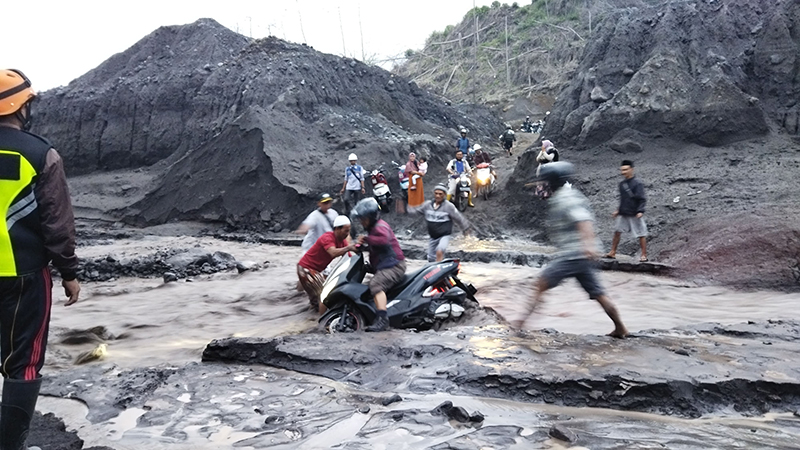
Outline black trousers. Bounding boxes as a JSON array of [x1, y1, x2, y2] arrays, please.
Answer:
[[0, 268, 52, 380]]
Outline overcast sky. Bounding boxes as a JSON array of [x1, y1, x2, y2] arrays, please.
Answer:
[[6, 0, 496, 91]]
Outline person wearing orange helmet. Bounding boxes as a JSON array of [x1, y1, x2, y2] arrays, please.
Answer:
[[0, 69, 81, 449]]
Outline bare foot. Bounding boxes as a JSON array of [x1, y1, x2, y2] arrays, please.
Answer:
[[607, 328, 629, 339]]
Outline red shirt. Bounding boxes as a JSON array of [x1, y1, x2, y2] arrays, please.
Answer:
[[298, 231, 348, 272]]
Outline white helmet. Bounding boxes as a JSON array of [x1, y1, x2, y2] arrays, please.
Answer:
[[348, 153, 358, 161], [333, 215, 351, 228], [473, 144, 482, 151]]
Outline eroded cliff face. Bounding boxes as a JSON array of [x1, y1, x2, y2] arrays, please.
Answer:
[[544, 0, 799, 149]]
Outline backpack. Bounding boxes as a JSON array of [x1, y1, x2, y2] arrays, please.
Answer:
[[503, 130, 515, 143]]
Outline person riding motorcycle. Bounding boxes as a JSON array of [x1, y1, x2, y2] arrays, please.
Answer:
[[522, 116, 533, 133], [446, 150, 474, 207], [472, 144, 497, 182], [351, 198, 406, 332]]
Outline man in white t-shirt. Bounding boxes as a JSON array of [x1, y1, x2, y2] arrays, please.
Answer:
[[339, 153, 365, 215], [295, 193, 339, 252]]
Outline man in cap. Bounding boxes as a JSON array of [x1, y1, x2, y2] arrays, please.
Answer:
[[295, 193, 339, 253], [339, 153, 365, 216], [297, 215, 355, 313], [408, 184, 471, 262], [0, 69, 81, 450]]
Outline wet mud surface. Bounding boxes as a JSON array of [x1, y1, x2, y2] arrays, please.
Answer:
[[30, 235, 800, 448]]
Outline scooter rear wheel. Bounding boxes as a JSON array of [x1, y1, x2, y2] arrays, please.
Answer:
[[320, 307, 365, 333]]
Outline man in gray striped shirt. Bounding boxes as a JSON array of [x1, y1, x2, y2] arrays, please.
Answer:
[[409, 184, 471, 262]]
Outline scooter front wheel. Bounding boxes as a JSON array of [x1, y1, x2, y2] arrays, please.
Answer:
[[320, 307, 365, 333]]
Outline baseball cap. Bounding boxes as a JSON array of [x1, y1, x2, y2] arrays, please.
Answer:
[[319, 193, 333, 203]]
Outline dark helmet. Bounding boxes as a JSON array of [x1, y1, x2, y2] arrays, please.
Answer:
[[351, 197, 381, 229], [537, 161, 574, 190]]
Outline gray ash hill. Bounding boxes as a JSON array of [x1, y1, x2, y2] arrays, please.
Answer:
[[541, 0, 798, 150], [33, 18, 502, 228]]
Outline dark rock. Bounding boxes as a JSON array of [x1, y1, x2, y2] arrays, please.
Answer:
[[264, 415, 284, 424], [391, 412, 404, 421], [549, 423, 578, 443], [163, 272, 179, 283], [358, 405, 370, 414], [211, 251, 237, 267], [431, 401, 453, 416], [236, 261, 260, 273], [446, 406, 471, 423], [469, 411, 485, 423], [381, 394, 403, 406], [166, 248, 211, 270]]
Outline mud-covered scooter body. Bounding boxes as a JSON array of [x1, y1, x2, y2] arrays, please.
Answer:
[[319, 248, 477, 333]]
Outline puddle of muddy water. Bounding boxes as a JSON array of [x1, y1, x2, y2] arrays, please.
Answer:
[[36, 369, 800, 449], [38, 236, 800, 448]]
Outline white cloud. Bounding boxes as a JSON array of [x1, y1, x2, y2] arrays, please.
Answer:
[[6, 0, 496, 90]]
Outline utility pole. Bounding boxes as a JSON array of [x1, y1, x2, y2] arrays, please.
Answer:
[[473, 0, 478, 104], [505, 15, 509, 86], [338, 7, 347, 57], [247, 16, 252, 38], [296, 0, 307, 43], [359, 4, 365, 61]]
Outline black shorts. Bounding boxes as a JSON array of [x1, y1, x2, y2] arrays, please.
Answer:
[[540, 258, 606, 299], [503, 141, 513, 150]]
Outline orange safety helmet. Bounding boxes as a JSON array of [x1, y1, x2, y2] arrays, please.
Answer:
[[0, 69, 36, 116]]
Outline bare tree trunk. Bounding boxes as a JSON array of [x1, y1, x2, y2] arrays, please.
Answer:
[[505, 15, 510, 86]]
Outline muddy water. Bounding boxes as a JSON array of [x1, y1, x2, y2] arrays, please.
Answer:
[[41, 235, 800, 448]]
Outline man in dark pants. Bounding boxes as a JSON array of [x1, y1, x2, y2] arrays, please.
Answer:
[[604, 160, 648, 262], [511, 162, 627, 338], [0, 69, 81, 450]]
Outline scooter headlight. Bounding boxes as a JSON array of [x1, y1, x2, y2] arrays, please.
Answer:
[[477, 172, 490, 183]]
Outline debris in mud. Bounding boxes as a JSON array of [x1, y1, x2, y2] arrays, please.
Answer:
[[381, 394, 403, 406], [73, 247, 242, 281], [549, 423, 578, 443], [203, 321, 800, 418], [74, 344, 108, 365], [59, 326, 115, 345]]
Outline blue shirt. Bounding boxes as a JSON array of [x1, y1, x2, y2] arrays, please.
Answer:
[[456, 137, 470, 152]]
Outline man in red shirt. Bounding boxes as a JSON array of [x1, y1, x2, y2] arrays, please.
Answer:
[[297, 215, 355, 313]]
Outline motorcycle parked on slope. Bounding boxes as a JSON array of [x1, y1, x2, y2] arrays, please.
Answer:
[[369, 165, 393, 212], [393, 161, 409, 202], [474, 163, 496, 201], [451, 172, 472, 212], [318, 246, 478, 333]]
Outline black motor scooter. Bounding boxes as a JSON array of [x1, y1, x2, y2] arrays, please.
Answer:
[[318, 247, 478, 333]]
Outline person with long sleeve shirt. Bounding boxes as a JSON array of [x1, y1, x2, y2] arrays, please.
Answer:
[[446, 150, 474, 207], [408, 184, 471, 262], [0, 68, 81, 450], [352, 198, 405, 332], [604, 160, 649, 262]]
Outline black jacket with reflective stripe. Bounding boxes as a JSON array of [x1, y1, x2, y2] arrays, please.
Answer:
[[0, 127, 50, 277]]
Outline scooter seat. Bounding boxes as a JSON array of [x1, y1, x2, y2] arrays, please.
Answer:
[[386, 266, 425, 298]]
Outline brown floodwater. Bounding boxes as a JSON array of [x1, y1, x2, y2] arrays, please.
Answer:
[[36, 235, 800, 448]]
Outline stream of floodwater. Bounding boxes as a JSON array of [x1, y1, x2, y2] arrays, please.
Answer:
[[36, 235, 800, 448]]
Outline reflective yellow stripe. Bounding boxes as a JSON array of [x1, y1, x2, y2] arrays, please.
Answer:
[[0, 149, 37, 276]]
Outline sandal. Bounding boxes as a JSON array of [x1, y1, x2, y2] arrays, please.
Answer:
[[639, 257, 649, 262], [603, 254, 616, 259]]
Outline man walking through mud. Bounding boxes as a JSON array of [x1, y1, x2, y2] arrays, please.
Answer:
[[0, 69, 81, 449], [408, 184, 471, 262], [604, 160, 648, 262], [512, 162, 627, 338], [295, 193, 339, 253]]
